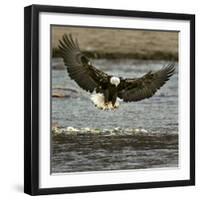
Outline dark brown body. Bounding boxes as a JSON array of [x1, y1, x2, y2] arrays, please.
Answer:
[[103, 84, 118, 106]]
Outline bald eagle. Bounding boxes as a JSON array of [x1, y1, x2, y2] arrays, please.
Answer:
[[58, 34, 175, 110]]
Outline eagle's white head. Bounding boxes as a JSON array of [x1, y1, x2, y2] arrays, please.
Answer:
[[110, 76, 120, 87]]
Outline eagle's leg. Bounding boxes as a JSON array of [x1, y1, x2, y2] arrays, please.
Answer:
[[103, 89, 109, 105], [111, 93, 117, 107]]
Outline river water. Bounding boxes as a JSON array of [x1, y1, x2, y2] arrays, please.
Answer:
[[51, 59, 178, 173]]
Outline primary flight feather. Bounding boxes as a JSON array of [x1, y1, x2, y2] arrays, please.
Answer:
[[58, 34, 175, 110]]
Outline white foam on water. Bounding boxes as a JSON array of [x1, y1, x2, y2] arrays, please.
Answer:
[[52, 126, 150, 136], [66, 126, 79, 132]]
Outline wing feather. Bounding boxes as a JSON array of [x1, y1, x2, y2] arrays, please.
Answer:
[[58, 34, 108, 93], [118, 63, 175, 102]]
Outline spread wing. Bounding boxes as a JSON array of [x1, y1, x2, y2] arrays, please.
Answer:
[[58, 34, 108, 93], [118, 63, 175, 102]]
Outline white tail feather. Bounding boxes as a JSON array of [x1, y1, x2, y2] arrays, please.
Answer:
[[90, 93, 120, 110]]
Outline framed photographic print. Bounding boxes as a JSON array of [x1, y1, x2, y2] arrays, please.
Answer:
[[24, 4, 195, 195]]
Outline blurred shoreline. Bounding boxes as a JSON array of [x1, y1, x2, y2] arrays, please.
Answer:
[[52, 26, 178, 60]]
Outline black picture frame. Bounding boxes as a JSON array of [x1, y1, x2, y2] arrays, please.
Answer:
[[24, 4, 195, 196]]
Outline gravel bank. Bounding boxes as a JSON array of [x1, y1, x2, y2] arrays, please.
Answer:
[[52, 26, 178, 60]]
